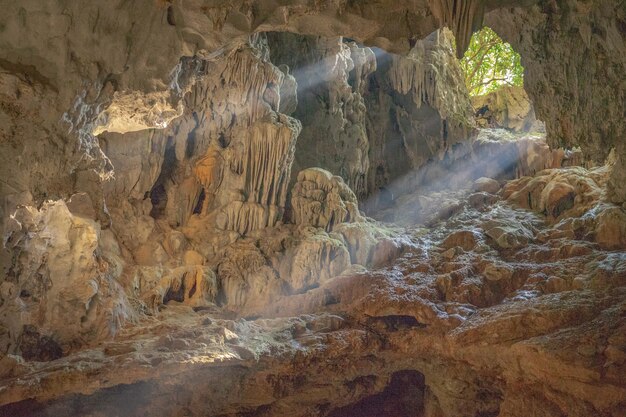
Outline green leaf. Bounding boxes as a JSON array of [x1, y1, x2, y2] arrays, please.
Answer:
[[460, 27, 524, 96]]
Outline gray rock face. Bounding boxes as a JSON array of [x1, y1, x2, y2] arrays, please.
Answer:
[[267, 29, 475, 202], [365, 29, 476, 198], [267, 33, 376, 199], [486, 1, 626, 202]]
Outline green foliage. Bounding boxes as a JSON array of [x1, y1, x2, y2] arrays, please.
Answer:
[[460, 27, 524, 96]]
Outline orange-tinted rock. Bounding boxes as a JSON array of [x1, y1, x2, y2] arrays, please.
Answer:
[[442, 230, 478, 251], [595, 206, 626, 250]]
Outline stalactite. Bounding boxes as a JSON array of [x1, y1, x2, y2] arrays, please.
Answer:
[[193, 148, 224, 208], [266, 33, 375, 200], [386, 28, 474, 127], [427, 0, 485, 57], [215, 201, 282, 235], [221, 48, 284, 125], [244, 121, 298, 207]]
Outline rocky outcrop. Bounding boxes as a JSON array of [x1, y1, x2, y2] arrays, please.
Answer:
[[72, 35, 405, 324], [100, 36, 301, 261], [291, 168, 362, 231], [504, 164, 626, 250], [1, 201, 131, 358], [504, 166, 604, 221], [93, 37, 317, 318], [211, 168, 406, 315], [472, 85, 544, 132]]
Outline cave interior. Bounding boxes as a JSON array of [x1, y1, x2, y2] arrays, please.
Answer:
[[0, 1, 625, 416]]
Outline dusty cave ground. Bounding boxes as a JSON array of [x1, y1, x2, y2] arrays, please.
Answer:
[[1, 1, 626, 416]]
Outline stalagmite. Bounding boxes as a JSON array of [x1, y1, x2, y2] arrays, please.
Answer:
[[291, 168, 362, 231]]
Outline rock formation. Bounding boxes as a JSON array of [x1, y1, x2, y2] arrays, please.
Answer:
[[472, 85, 544, 132], [0, 1, 625, 416], [365, 28, 476, 203], [267, 33, 376, 199], [266, 29, 475, 202]]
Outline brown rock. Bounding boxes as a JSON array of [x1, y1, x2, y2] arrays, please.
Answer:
[[442, 230, 478, 251], [484, 263, 513, 282], [595, 206, 626, 250]]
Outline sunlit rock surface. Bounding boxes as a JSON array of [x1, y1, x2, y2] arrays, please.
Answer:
[[2, 161, 625, 417], [1, 1, 625, 416], [472, 85, 544, 132], [1, 201, 131, 357]]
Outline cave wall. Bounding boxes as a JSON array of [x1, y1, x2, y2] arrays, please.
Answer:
[[266, 33, 376, 199], [0, 0, 625, 390], [266, 28, 475, 202], [365, 28, 476, 198], [487, 0, 626, 202]]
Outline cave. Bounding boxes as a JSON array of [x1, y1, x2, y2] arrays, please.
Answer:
[[0, 1, 625, 417]]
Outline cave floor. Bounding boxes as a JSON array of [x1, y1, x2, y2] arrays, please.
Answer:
[[1, 164, 626, 417]]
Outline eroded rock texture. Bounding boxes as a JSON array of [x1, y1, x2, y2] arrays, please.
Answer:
[[486, 1, 626, 202], [0, 1, 625, 417]]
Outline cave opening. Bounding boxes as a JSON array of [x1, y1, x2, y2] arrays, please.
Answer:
[[460, 27, 524, 97]]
